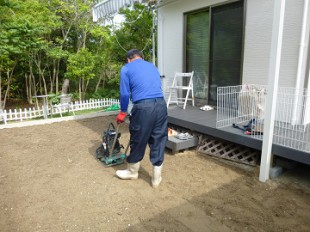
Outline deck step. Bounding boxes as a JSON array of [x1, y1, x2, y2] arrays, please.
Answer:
[[166, 136, 198, 154]]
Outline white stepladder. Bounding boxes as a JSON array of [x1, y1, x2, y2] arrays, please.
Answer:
[[166, 71, 195, 109]]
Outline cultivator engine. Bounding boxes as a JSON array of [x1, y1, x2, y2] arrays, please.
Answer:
[[96, 122, 127, 167]]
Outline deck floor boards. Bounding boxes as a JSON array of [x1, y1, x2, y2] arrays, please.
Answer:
[[168, 105, 310, 165]]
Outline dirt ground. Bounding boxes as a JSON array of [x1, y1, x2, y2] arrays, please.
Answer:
[[0, 115, 310, 232]]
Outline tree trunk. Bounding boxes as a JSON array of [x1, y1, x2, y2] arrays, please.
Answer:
[[95, 70, 105, 92], [62, 79, 70, 95], [50, 60, 56, 94], [84, 78, 89, 97], [79, 78, 82, 101], [0, 71, 2, 109], [25, 74, 30, 103], [3, 65, 16, 109], [29, 59, 39, 107], [34, 54, 48, 96], [56, 59, 60, 94], [42, 75, 48, 96]]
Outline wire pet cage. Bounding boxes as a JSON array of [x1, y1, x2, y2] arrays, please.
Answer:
[[216, 85, 266, 128], [216, 84, 310, 153]]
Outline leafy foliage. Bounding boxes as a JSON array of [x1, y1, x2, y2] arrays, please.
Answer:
[[0, 0, 153, 108], [110, 3, 155, 63], [66, 48, 95, 80]]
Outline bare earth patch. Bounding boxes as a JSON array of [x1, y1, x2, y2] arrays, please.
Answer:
[[0, 115, 309, 232]]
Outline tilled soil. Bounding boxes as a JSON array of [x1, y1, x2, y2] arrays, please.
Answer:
[[0, 115, 310, 232]]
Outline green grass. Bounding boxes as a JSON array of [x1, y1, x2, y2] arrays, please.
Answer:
[[51, 107, 109, 118]]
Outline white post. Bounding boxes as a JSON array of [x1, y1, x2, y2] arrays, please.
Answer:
[[259, 0, 286, 182], [152, 9, 156, 65], [291, 0, 309, 125], [157, 10, 164, 74]]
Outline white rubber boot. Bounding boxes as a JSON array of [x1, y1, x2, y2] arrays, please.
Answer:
[[152, 164, 163, 188], [116, 162, 140, 180]]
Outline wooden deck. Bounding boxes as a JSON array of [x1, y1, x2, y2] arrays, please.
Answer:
[[168, 105, 310, 165]]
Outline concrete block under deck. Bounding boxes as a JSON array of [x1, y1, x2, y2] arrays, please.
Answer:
[[166, 136, 198, 154]]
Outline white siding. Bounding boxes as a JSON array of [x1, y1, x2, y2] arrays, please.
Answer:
[[281, 0, 307, 87], [158, 0, 308, 89], [243, 0, 305, 87], [242, 0, 273, 85]]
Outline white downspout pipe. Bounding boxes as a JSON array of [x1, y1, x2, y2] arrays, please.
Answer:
[[304, 59, 310, 125], [157, 10, 164, 74], [152, 8, 157, 65], [259, 0, 285, 182], [291, 0, 309, 125]]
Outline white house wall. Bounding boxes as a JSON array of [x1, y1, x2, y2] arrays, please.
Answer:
[[243, 0, 306, 87], [281, 0, 308, 87], [158, 0, 308, 89], [242, 0, 273, 85]]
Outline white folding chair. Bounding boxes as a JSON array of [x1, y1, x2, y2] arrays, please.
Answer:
[[166, 71, 195, 109]]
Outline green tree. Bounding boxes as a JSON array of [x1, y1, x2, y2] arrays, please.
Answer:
[[66, 48, 95, 100], [110, 3, 154, 63], [0, 0, 154, 108], [0, 0, 61, 106]]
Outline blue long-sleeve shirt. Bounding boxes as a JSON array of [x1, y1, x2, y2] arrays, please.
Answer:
[[119, 59, 163, 112]]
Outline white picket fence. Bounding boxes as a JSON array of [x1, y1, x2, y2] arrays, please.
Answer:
[[0, 98, 120, 124]]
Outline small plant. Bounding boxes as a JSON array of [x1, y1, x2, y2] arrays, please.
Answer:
[[50, 95, 60, 105]]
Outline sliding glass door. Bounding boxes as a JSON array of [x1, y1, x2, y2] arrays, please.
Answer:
[[186, 11, 210, 103], [186, 1, 244, 106]]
